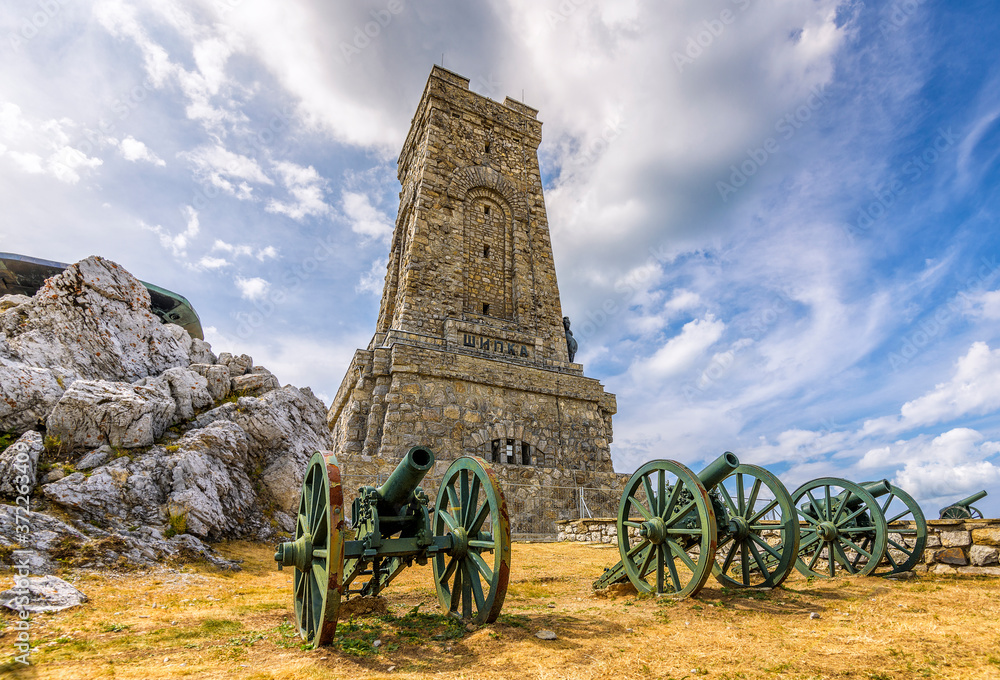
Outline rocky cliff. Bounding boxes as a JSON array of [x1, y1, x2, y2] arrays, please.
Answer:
[[0, 257, 332, 573]]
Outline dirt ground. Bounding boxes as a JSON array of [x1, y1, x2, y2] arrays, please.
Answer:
[[3, 541, 1000, 680]]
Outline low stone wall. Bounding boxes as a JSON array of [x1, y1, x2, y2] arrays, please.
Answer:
[[556, 518, 1000, 576]]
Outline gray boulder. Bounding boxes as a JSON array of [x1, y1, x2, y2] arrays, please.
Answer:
[[0, 575, 88, 613], [0, 504, 240, 574], [0, 363, 66, 433], [46, 378, 176, 450], [189, 363, 231, 402], [231, 371, 281, 397], [0, 431, 44, 498], [159, 367, 213, 422], [192, 386, 332, 513], [0, 256, 190, 384]]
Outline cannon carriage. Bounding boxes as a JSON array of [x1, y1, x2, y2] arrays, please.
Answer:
[[593, 452, 801, 598], [939, 490, 988, 519], [274, 446, 511, 648], [757, 477, 928, 579]]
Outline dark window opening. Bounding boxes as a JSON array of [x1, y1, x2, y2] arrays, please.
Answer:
[[485, 141, 491, 153], [482, 303, 489, 315], [487, 438, 541, 466], [483, 245, 490, 258], [484, 205, 490, 216]]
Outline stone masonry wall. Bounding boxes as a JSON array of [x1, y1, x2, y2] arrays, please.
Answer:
[[556, 518, 1000, 576]]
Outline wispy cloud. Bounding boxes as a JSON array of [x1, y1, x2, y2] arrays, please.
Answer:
[[266, 161, 331, 220]]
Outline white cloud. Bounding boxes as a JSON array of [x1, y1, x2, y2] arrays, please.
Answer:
[[213, 239, 278, 261], [181, 145, 272, 197], [235, 276, 270, 301], [342, 190, 392, 240], [117, 136, 165, 166], [964, 289, 1000, 320], [265, 161, 330, 220], [864, 342, 1000, 435], [890, 429, 1000, 503], [357, 258, 388, 296], [143, 206, 200, 257], [0, 102, 102, 184], [197, 256, 229, 269], [635, 315, 725, 379]]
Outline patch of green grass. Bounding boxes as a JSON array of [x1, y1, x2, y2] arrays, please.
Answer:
[[43, 434, 65, 454], [165, 511, 188, 538], [101, 622, 131, 633], [164, 444, 181, 453], [333, 619, 392, 657], [274, 619, 298, 648], [201, 618, 243, 634], [387, 609, 466, 644], [0, 431, 16, 453], [229, 632, 267, 647]]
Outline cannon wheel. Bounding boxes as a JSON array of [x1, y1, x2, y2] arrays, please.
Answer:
[[860, 483, 927, 576], [712, 464, 799, 589], [941, 505, 983, 520], [432, 456, 511, 623], [617, 459, 717, 598], [790, 478, 887, 578], [291, 451, 347, 648]]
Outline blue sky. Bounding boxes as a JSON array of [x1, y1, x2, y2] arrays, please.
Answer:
[[2, 0, 1000, 517]]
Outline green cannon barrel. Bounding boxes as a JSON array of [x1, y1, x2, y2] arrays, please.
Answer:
[[697, 451, 740, 490], [377, 446, 435, 509], [802, 479, 891, 517], [939, 490, 988, 519], [952, 490, 988, 508]]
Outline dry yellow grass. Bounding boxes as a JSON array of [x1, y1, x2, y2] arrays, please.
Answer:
[[3, 541, 1000, 679]]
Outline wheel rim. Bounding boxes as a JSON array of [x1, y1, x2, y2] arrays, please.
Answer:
[[791, 478, 887, 578], [617, 460, 717, 598], [860, 482, 927, 576], [432, 456, 511, 623], [713, 464, 799, 589], [280, 451, 346, 648]]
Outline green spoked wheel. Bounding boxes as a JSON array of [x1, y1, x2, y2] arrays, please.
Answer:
[[617, 460, 717, 598], [433, 456, 511, 623], [860, 482, 927, 576], [791, 478, 887, 578], [712, 464, 799, 589], [274, 451, 347, 648]]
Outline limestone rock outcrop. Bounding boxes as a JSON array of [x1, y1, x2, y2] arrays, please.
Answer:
[[0, 256, 333, 573]]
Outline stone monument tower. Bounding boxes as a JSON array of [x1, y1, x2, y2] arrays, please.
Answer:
[[328, 66, 618, 496]]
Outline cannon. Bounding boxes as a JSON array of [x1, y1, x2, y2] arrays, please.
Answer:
[[769, 478, 926, 578], [593, 452, 800, 598], [939, 490, 988, 519], [275, 447, 511, 648]]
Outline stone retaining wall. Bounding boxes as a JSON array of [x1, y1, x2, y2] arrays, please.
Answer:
[[555, 518, 1000, 576]]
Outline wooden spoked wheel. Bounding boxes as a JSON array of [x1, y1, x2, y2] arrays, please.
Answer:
[[860, 482, 927, 576], [432, 456, 511, 623], [617, 460, 717, 598], [712, 464, 799, 589], [274, 451, 346, 648], [790, 478, 887, 578]]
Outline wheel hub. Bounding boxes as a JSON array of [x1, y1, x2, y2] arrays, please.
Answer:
[[639, 517, 668, 545], [450, 526, 470, 559], [728, 516, 750, 541], [818, 522, 839, 541], [275, 532, 313, 572]]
